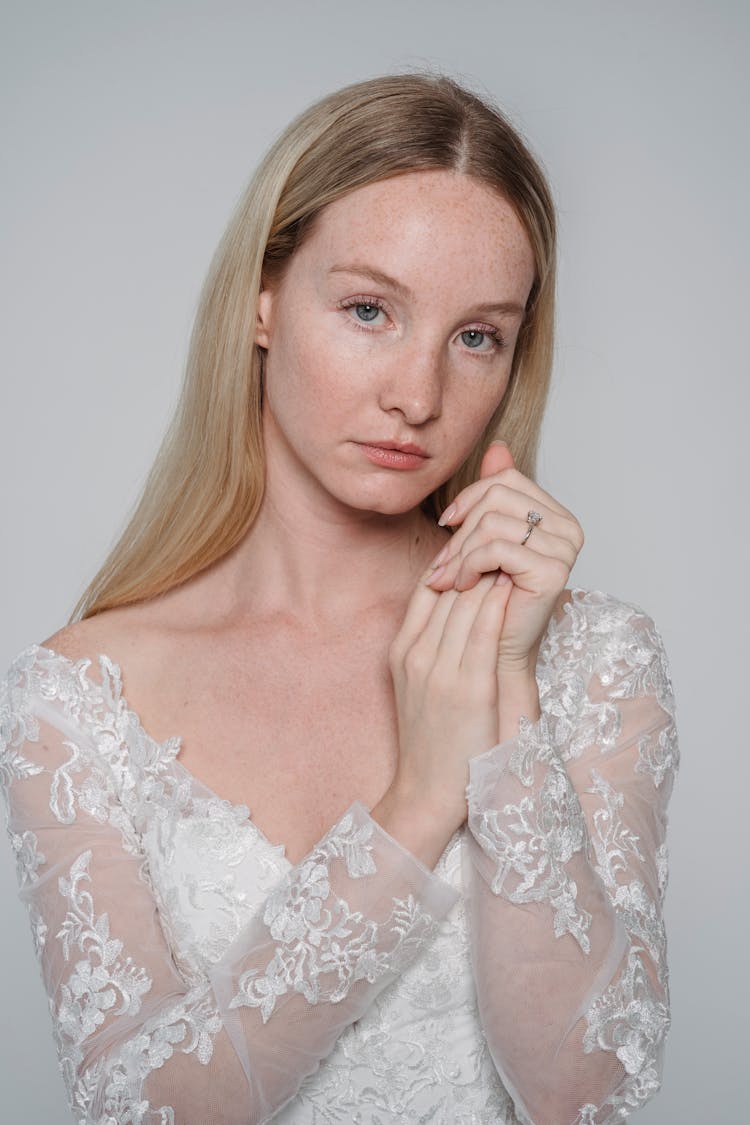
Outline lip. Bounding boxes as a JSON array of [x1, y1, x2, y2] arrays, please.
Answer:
[[362, 440, 428, 457], [357, 440, 429, 471]]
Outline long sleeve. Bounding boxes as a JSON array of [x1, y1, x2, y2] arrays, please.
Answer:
[[0, 646, 459, 1125], [464, 591, 679, 1124]]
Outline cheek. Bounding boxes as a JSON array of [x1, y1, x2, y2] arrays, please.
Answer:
[[265, 319, 359, 428], [451, 376, 510, 439]]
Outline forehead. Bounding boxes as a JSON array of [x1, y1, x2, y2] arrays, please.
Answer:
[[299, 169, 536, 298]]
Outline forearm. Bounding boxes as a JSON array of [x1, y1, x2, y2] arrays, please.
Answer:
[[466, 683, 676, 1122]]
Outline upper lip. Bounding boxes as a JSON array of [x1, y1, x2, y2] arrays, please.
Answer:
[[362, 440, 429, 457]]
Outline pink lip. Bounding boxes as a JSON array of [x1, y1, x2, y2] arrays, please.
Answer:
[[358, 441, 429, 471]]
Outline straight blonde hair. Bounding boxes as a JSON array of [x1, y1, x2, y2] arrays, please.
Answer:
[[73, 71, 557, 622]]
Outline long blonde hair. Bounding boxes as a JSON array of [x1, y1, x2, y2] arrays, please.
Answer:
[[73, 71, 557, 622]]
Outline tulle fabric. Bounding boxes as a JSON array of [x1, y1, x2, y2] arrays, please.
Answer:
[[0, 588, 678, 1123]]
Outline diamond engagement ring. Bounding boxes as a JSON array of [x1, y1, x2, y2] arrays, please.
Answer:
[[521, 510, 543, 545]]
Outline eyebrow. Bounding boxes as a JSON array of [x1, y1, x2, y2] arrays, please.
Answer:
[[328, 262, 527, 317]]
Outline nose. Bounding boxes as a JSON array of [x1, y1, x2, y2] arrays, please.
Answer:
[[377, 339, 444, 425]]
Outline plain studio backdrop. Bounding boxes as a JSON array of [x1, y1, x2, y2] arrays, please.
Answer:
[[1, 2, 746, 1122]]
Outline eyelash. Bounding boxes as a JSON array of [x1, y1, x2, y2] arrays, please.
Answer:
[[337, 296, 507, 355]]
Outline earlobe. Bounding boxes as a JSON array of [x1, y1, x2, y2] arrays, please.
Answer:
[[255, 288, 274, 349]]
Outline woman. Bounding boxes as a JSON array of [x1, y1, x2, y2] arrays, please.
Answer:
[[0, 72, 678, 1124]]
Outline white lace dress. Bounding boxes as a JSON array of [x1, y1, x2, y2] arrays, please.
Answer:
[[0, 588, 679, 1124]]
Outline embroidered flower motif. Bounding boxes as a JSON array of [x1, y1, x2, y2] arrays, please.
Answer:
[[229, 812, 442, 1024], [582, 945, 669, 1080], [470, 716, 593, 952], [55, 851, 153, 1048], [10, 828, 46, 886]]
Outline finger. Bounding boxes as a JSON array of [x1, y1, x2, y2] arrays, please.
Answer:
[[460, 579, 511, 680], [428, 501, 577, 587], [433, 574, 499, 669], [439, 468, 575, 528], [414, 587, 461, 656], [453, 534, 575, 592], [479, 441, 515, 479], [393, 571, 443, 653]]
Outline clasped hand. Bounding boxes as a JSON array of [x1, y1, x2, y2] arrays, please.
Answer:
[[388, 441, 584, 829]]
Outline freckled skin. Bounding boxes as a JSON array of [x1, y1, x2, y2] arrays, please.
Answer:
[[255, 169, 537, 521]]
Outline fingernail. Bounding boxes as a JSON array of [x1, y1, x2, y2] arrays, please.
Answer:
[[491, 440, 508, 448], [426, 564, 447, 585], [438, 503, 457, 527], [495, 571, 511, 585]]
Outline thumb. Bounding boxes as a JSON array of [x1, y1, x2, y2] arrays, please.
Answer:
[[480, 440, 515, 480]]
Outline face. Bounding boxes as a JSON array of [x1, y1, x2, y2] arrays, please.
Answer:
[[255, 169, 536, 519]]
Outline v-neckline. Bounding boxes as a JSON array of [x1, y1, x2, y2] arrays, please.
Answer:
[[27, 590, 580, 876], [32, 643, 293, 869]]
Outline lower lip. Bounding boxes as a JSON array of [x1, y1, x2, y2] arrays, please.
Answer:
[[359, 444, 428, 470]]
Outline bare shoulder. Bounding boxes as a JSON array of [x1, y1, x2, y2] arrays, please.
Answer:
[[41, 603, 165, 686]]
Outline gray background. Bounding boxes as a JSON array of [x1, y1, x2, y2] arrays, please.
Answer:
[[1, 1, 746, 1121]]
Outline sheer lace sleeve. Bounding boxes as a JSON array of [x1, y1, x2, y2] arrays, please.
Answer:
[[0, 647, 459, 1125], [464, 591, 679, 1124]]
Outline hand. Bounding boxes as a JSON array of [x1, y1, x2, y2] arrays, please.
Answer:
[[425, 441, 584, 675], [387, 571, 508, 832]]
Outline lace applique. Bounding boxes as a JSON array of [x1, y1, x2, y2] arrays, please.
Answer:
[[539, 590, 678, 759], [637, 720, 679, 788], [588, 770, 644, 885], [87, 986, 223, 1124], [655, 842, 669, 905], [582, 944, 669, 1111], [0, 680, 44, 812], [588, 770, 666, 980], [56, 851, 153, 1046], [276, 834, 522, 1125], [230, 808, 442, 1023], [9, 824, 50, 977], [10, 827, 45, 885], [469, 714, 593, 953], [0, 589, 678, 1125]]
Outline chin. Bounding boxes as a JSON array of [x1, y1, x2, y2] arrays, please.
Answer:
[[343, 486, 437, 520]]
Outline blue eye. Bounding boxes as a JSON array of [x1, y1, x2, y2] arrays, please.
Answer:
[[461, 330, 486, 348], [354, 303, 381, 323]]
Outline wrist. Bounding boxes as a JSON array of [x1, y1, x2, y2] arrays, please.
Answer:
[[370, 783, 464, 871], [497, 672, 541, 743]]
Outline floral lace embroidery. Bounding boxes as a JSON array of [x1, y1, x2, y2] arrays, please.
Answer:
[[56, 850, 153, 1044], [582, 945, 669, 1108], [231, 808, 442, 1023], [83, 986, 223, 1125], [637, 721, 679, 788], [0, 588, 679, 1124], [10, 827, 45, 886], [469, 713, 593, 953], [588, 770, 667, 982]]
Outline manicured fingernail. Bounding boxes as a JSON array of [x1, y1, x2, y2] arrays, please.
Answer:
[[438, 503, 457, 527], [426, 564, 447, 584], [491, 440, 508, 448], [495, 571, 511, 585]]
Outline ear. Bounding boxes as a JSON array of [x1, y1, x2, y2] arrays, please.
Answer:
[[255, 288, 275, 350], [480, 440, 515, 480]]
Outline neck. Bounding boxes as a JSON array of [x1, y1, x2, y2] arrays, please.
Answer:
[[203, 469, 447, 626]]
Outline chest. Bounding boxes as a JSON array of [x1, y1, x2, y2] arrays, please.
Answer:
[[132, 630, 400, 865]]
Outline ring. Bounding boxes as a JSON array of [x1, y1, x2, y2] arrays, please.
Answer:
[[521, 510, 543, 545]]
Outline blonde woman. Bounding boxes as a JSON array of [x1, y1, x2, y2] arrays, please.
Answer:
[[0, 73, 678, 1124]]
